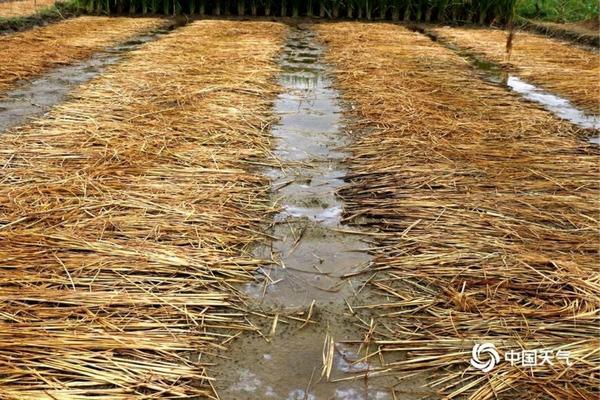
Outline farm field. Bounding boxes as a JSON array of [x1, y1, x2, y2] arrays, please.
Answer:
[[0, 8, 598, 400], [0, 19, 286, 398], [0, 16, 166, 94], [430, 26, 600, 114], [0, 0, 55, 18], [317, 22, 598, 399]]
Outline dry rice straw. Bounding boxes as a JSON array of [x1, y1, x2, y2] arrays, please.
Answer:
[[0, 0, 55, 18], [317, 22, 599, 400], [0, 16, 166, 94], [432, 26, 600, 114], [0, 20, 286, 398]]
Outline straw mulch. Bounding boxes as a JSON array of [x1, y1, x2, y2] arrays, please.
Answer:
[[0, 0, 55, 18], [521, 19, 600, 48], [431, 26, 600, 114], [0, 20, 285, 399], [316, 22, 599, 400], [0, 16, 165, 95]]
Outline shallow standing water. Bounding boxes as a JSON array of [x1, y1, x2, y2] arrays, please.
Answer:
[[505, 76, 600, 130], [0, 28, 170, 133], [417, 26, 600, 142], [212, 25, 432, 400], [246, 26, 371, 309]]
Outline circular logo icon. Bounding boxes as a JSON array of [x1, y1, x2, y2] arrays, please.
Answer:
[[470, 343, 500, 373]]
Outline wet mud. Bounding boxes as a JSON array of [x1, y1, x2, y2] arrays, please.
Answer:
[[212, 25, 432, 400], [245, 26, 371, 309], [413, 25, 600, 142], [0, 27, 172, 133]]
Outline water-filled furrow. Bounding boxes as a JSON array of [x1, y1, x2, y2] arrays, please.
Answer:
[[0, 27, 173, 133], [414, 25, 600, 142], [211, 25, 429, 400]]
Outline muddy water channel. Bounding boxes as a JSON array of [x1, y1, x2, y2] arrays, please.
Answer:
[[0, 27, 171, 133], [474, 63, 600, 144], [213, 26, 427, 400], [248, 27, 371, 309], [417, 27, 600, 141]]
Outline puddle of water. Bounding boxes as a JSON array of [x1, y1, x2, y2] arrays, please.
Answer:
[[213, 306, 431, 400], [0, 29, 170, 134], [277, 204, 343, 226], [210, 26, 434, 400], [500, 75, 599, 144]]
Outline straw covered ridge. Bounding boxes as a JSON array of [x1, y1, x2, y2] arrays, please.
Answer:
[[0, 16, 165, 95], [316, 23, 599, 399], [432, 26, 600, 114], [0, 0, 55, 18], [0, 20, 285, 398]]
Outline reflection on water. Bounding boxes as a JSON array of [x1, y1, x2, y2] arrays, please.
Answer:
[[460, 52, 600, 134], [277, 204, 344, 226], [212, 25, 425, 400], [252, 26, 370, 307], [506, 75, 600, 131], [420, 27, 600, 143]]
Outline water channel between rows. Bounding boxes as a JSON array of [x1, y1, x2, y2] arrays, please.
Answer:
[[483, 70, 600, 143], [0, 25, 174, 134], [212, 25, 431, 400], [417, 25, 600, 142]]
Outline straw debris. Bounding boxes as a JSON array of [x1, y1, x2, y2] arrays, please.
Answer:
[[432, 26, 600, 114], [0, 0, 55, 18], [0, 20, 285, 398], [0, 16, 165, 95], [316, 22, 599, 400]]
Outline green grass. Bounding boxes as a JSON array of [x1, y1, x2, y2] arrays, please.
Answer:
[[516, 0, 599, 22], [76, 0, 519, 24]]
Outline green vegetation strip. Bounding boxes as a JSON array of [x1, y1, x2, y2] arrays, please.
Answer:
[[75, 0, 518, 24]]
